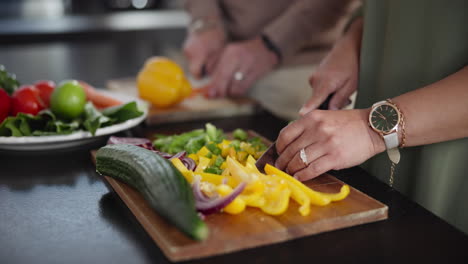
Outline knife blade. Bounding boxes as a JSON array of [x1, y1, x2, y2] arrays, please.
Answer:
[[255, 142, 277, 173], [255, 93, 335, 172]]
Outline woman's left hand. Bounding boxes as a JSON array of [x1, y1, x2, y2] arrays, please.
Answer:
[[275, 109, 385, 181], [203, 37, 279, 98]]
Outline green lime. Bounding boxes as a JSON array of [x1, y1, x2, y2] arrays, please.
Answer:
[[50, 80, 86, 120]]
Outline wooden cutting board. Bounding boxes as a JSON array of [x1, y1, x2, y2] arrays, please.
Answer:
[[92, 132, 388, 262], [106, 78, 258, 125]]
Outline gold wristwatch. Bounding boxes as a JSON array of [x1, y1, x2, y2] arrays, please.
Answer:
[[369, 99, 404, 186]]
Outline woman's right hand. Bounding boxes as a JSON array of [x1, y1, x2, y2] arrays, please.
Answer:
[[183, 29, 227, 80], [299, 18, 363, 114]]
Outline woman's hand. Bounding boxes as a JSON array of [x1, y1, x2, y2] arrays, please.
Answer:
[[299, 18, 363, 114], [183, 29, 226, 79], [275, 108, 385, 181], [203, 37, 279, 98]]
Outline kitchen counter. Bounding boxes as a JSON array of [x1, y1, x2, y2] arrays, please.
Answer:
[[1, 25, 467, 264]]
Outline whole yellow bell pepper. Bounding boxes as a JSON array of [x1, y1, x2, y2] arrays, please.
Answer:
[[137, 57, 192, 108]]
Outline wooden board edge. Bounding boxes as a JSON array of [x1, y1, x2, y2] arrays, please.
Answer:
[[162, 207, 389, 262], [146, 104, 257, 125]]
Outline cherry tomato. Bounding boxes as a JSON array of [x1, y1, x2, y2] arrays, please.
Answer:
[[34, 80, 55, 107], [11, 85, 45, 116], [0, 88, 11, 123]]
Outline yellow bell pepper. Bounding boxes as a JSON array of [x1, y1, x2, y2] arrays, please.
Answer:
[[171, 158, 194, 183], [260, 177, 291, 215], [217, 140, 232, 158], [264, 164, 331, 206], [188, 153, 198, 162], [264, 164, 350, 206], [320, 185, 350, 202], [197, 146, 211, 158], [216, 184, 246, 214], [136, 57, 192, 108], [195, 156, 211, 173]]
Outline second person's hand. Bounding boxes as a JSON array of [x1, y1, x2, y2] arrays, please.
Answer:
[[183, 28, 226, 80], [203, 36, 279, 98]]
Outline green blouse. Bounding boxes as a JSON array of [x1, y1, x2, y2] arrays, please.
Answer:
[[355, 0, 468, 234]]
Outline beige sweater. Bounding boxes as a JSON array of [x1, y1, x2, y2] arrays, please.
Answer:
[[185, 0, 360, 65]]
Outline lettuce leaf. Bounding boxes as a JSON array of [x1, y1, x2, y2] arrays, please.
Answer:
[[0, 101, 144, 137]]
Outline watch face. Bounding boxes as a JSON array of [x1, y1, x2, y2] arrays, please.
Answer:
[[370, 103, 400, 133]]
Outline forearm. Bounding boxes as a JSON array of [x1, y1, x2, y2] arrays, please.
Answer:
[[263, 0, 356, 60], [334, 17, 363, 60], [392, 66, 468, 147], [184, 0, 225, 33]]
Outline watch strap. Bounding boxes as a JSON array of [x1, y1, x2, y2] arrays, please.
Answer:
[[383, 133, 399, 149]]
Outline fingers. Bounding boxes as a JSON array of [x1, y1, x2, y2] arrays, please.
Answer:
[[229, 71, 254, 97], [205, 50, 221, 76], [328, 77, 356, 110], [298, 76, 329, 116], [206, 57, 238, 98], [275, 132, 314, 171], [285, 143, 327, 175], [293, 155, 335, 182], [275, 120, 305, 155]]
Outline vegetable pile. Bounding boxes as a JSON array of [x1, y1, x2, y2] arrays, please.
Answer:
[[96, 124, 350, 240], [108, 124, 349, 214], [0, 65, 144, 137]]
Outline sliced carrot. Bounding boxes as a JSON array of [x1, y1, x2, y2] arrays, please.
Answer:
[[189, 86, 209, 98], [79, 81, 123, 109]]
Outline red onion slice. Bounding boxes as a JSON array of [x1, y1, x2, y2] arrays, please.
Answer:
[[194, 182, 247, 215], [192, 178, 216, 203]]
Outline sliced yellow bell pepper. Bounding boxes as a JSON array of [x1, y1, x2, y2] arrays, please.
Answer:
[[216, 184, 246, 214], [264, 164, 331, 206], [195, 156, 211, 173], [284, 180, 311, 216], [226, 156, 260, 183], [218, 139, 232, 157], [197, 146, 211, 158], [171, 158, 194, 183], [320, 185, 350, 202], [188, 153, 198, 162], [194, 171, 237, 186], [261, 177, 290, 215]]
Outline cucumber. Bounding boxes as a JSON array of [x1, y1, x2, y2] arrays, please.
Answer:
[[95, 144, 208, 241]]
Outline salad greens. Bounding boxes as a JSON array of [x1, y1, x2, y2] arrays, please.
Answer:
[[0, 65, 20, 95], [0, 101, 143, 137]]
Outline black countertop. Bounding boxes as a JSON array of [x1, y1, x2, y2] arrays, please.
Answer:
[[1, 22, 467, 264]]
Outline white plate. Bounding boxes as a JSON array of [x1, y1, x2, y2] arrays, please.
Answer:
[[0, 90, 148, 151]]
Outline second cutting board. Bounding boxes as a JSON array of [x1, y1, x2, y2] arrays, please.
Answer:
[[106, 77, 258, 125]]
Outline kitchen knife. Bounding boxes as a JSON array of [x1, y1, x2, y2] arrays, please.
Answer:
[[255, 93, 335, 172]]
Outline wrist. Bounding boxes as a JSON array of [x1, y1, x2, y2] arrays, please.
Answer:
[[189, 17, 224, 35], [251, 37, 279, 67], [361, 108, 387, 155], [259, 34, 282, 65]]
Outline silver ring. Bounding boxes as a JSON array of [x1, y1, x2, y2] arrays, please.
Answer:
[[234, 71, 244, 81], [300, 148, 308, 166]]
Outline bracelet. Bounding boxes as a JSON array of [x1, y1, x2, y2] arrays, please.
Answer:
[[260, 34, 282, 64], [188, 18, 220, 34], [386, 99, 406, 148]]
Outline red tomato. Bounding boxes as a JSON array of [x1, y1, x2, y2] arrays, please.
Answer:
[[34, 80, 55, 107], [0, 88, 11, 122], [11, 85, 45, 116]]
